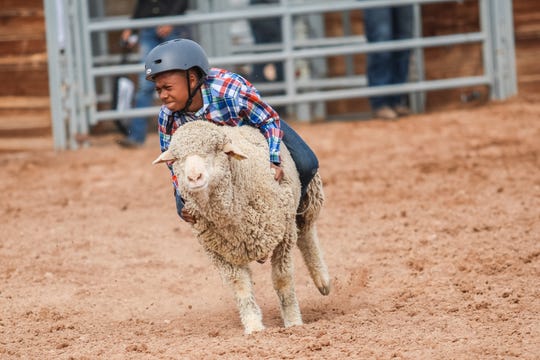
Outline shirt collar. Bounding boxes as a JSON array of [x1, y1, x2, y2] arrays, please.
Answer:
[[161, 105, 173, 116], [194, 81, 211, 117]]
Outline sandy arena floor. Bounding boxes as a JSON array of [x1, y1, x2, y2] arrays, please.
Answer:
[[1, 96, 539, 359]]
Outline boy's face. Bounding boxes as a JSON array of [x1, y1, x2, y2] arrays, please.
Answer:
[[153, 71, 191, 112]]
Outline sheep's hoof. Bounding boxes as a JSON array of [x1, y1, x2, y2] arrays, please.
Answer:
[[316, 278, 331, 296], [244, 324, 265, 335], [284, 319, 304, 328], [318, 284, 331, 296]]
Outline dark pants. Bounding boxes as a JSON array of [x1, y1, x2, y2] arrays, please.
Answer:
[[175, 120, 318, 219], [363, 5, 413, 110]]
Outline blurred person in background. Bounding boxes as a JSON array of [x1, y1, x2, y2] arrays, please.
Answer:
[[118, 0, 191, 148], [248, 0, 284, 84], [362, 4, 413, 120]]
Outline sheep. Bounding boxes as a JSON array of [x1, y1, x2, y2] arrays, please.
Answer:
[[153, 120, 330, 334]]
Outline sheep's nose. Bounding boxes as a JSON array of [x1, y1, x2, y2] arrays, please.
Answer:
[[184, 155, 208, 190], [187, 172, 202, 183]]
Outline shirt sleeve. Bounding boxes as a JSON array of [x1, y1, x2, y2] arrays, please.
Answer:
[[157, 107, 171, 152], [236, 80, 283, 164], [157, 107, 180, 193]]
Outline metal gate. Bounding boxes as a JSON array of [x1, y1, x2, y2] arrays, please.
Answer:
[[44, 0, 517, 150]]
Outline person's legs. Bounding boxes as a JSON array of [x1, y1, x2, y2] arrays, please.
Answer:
[[249, 16, 283, 83], [389, 6, 413, 107], [363, 7, 394, 111], [280, 120, 318, 198], [123, 28, 160, 144]]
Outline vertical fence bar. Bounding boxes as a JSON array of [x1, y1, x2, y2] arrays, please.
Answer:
[[61, 0, 79, 149], [294, 1, 312, 121], [197, 0, 214, 55], [44, 0, 67, 150], [281, 0, 296, 103], [78, 1, 97, 127], [479, 0, 495, 99], [410, 2, 426, 113], [490, 0, 517, 99], [501, 0, 517, 98]]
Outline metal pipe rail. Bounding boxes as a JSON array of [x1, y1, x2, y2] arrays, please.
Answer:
[[44, 0, 517, 150], [86, 0, 467, 33], [91, 32, 485, 77]]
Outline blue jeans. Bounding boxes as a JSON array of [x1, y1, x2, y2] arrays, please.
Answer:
[[363, 5, 413, 110], [175, 119, 319, 218], [126, 26, 189, 144]]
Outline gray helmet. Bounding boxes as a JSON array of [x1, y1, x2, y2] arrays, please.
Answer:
[[144, 38, 210, 81]]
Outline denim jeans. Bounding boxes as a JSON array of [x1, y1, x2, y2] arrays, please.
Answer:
[[175, 119, 319, 219], [126, 26, 189, 144], [363, 5, 413, 110]]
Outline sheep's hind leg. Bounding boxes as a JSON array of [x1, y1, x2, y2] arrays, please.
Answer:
[[296, 222, 331, 296], [210, 253, 265, 334], [271, 240, 302, 328]]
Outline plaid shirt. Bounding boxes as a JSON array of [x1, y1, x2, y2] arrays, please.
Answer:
[[158, 67, 283, 192]]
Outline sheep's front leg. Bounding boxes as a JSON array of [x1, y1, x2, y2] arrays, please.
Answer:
[[207, 251, 264, 334], [271, 238, 302, 328]]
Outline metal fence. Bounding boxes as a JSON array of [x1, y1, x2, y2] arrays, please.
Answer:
[[44, 0, 517, 150]]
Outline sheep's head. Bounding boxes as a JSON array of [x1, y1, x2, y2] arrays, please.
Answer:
[[153, 121, 248, 193]]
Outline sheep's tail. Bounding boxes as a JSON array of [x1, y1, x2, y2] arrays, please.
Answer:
[[296, 172, 331, 296], [296, 172, 324, 220]]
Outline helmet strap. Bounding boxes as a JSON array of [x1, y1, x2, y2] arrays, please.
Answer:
[[179, 69, 204, 113]]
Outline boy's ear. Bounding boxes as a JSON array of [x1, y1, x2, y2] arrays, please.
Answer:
[[189, 70, 200, 84]]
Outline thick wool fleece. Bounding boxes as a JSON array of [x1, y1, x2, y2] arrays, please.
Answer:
[[168, 121, 301, 266]]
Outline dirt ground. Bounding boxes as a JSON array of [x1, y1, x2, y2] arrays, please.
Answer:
[[1, 95, 539, 359]]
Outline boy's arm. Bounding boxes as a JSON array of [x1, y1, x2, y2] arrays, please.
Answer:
[[157, 108, 179, 189], [158, 109, 196, 222], [237, 85, 283, 164]]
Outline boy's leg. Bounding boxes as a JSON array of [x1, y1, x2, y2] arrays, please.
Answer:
[[280, 120, 319, 197], [175, 191, 186, 220]]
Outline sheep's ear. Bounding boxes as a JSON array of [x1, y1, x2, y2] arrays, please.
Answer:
[[223, 142, 248, 160], [152, 149, 177, 165]]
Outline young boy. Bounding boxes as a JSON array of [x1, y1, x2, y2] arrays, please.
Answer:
[[144, 38, 319, 223]]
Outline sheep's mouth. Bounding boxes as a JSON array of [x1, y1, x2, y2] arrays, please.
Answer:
[[187, 182, 208, 192]]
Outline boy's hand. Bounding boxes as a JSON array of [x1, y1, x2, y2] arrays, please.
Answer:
[[181, 208, 196, 224], [271, 163, 284, 182], [120, 29, 138, 48], [156, 25, 173, 38]]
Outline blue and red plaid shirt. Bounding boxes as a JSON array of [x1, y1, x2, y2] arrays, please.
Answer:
[[157, 67, 283, 192]]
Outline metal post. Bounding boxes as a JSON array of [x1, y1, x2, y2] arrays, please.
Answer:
[[342, 11, 354, 76], [294, 8, 312, 122], [197, 0, 214, 55], [489, 0, 517, 99], [79, 1, 97, 127], [410, 3, 426, 113], [281, 0, 296, 103], [479, 0, 495, 99], [307, 12, 327, 121], [44, 0, 67, 150], [62, 0, 79, 149]]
